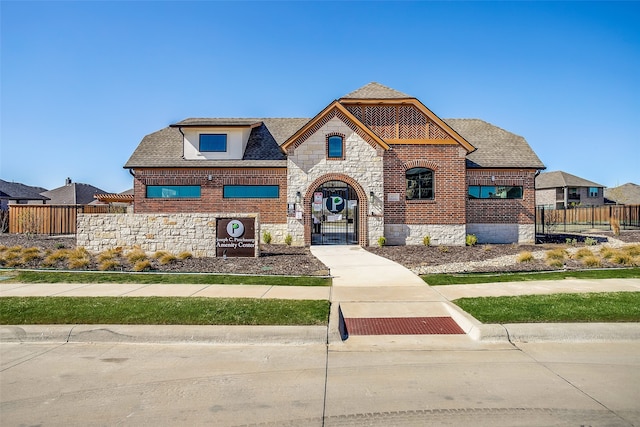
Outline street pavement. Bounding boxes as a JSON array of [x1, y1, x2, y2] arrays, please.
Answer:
[[1, 340, 639, 426], [1, 246, 640, 425]]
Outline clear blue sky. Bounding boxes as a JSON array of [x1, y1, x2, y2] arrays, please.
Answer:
[[2, 1, 638, 193]]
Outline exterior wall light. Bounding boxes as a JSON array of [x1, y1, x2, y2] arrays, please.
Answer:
[[370, 191, 375, 205], [296, 191, 302, 204]]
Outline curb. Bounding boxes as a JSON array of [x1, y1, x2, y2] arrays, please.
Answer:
[[0, 325, 328, 345], [442, 302, 640, 342]]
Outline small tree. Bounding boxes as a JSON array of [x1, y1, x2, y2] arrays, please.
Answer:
[[17, 210, 42, 237]]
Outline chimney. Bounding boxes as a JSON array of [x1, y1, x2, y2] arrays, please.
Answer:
[[65, 177, 72, 186]]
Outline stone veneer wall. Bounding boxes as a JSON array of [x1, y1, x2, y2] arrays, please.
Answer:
[[466, 223, 535, 244], [287, 116, 385, 246], [77, 213, 259, 257], [385, 224, 466, 246]]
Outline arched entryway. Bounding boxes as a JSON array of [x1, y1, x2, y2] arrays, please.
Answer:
[[311, 181, 358, 245], [304, 174, 369, 246]]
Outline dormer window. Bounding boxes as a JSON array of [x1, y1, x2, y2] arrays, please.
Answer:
[[199, 134, 227, 152]]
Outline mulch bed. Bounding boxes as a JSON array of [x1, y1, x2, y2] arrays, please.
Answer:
[[1, 230, 639, 275]]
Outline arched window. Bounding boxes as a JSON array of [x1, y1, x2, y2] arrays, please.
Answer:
[[406, 167, 434, 200], [327, 135, 344, 159]]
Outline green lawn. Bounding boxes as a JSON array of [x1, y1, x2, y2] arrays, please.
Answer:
[[0, 297, 330, 326], [454, 292, 640, 323], [423, 268, 640, 285], [2, 270, 330, 287]]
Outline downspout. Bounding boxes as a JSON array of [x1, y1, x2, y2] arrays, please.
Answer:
[[178, 126, 185, 159]]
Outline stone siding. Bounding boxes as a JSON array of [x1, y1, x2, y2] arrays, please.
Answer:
[[287, 116, 384, 246], [385, 224, 466, 246], [466, 223, 535, 244], [77, 213, 259, 257]]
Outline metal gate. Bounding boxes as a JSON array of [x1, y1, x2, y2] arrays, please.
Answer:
[[311, 181, 358, 245]]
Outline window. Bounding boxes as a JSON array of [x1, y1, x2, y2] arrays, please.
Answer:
[[327, 135, 344, 159], [589, 187, 599, 198], [146, 185, 201, 198], [223, 185, 279, 199], [568, 187, 579, 198], [468, 186, 523, 199], [406, 167, 434, 200], [199, 134, 227, 152]]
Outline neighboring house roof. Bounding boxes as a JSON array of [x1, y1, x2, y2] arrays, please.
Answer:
[[341, 82, 411, 99], [41, 181, 108, 205], [535, 171, 604, 190], [0, 179, 49, 201], [605, 183, 640, 205], [125, 83, 545, 171], [446, 119, 545, 169]]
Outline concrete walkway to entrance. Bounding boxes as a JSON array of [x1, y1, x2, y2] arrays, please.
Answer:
[[310, 245, 640, 345]]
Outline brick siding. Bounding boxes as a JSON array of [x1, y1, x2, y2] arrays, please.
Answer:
[[383, 144, 468, 225], [466, 169, 537, 224], [132, 168, 287, 223]]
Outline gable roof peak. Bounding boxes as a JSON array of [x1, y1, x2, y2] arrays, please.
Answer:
[[341, 82, 412, 100]]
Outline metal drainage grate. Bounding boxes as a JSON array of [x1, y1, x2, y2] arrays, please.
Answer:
[[343, 317, 465, 336]]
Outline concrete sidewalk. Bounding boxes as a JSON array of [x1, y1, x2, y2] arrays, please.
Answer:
[[0, 281, 330, 300], [2, 245, 640, 344]]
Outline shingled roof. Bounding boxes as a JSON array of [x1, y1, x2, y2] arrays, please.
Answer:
[[445, 119, 545, 169], [605, 183, 640, 205], [126, 84, 545, 171], [125, 118, 309, 168], [41, 180, 108, 205], [536, 171, 604, 190], [341, 82, 412, 99], [0, 180, 49, 201]]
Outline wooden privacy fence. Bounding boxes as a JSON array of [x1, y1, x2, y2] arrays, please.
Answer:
[[8, 205, 111, 235], [536, 204, 640, 234]]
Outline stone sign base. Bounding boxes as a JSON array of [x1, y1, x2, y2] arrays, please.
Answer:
[[77, 213, 259, 258]]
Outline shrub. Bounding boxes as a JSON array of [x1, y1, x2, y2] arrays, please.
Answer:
[[133, 259, 152, 272], [43, 249, 70, 266], [516, 251, 534, 263], [178, 251, 193, 260], [438, 245, 449, 253], [465, 234, 478, 246], [377, 236, 386, 247], [158, 253, 177, 265], [483, 245, 493, 252], [126, 249, 148, 264], [422, 235, 431, 246], [581, 256, 602, 268], [285, 234, 293, 246], [153, 251, 171, 259], [546, 248, 568, 261], [98, 259, 120, 271], [263, 231, 272, 245], [622, 244, 640, 257], [611, 253, 633, 265], [97, 249, 119, 263], [546, 259, 565, 268], [68, 257, 90, 269], [584, 237, 598, 246], [600, 247, 617, 259], [573, 248, 594, 260], [21, 247, 42, 263], [565, 238, 577, 246]]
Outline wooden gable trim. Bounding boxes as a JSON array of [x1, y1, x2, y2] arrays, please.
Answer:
[[281, 101, 390, 154], [340, 98, 476, 153]]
